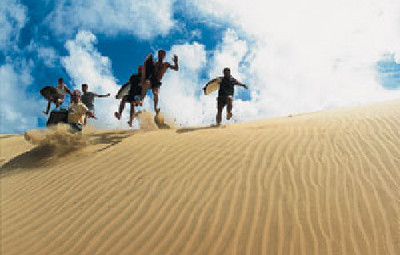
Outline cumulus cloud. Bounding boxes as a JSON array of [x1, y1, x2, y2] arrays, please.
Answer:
[[26, 41, 59, 67], [61, 30, 134, 129], [0, 60, 43, 133], [159, 36, 254, 126], [46, 0, 176, 39], [0, 0, 27, 52], [158, 42, 215, 125], [179, 0, 400, 120]]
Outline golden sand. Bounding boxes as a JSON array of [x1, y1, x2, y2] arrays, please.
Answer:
[[1, 100, 399, 254]]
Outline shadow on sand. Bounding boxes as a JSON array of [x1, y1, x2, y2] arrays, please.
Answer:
[[0, 131, 134, 176], [88, 131, 133, 152], [176, 124, 224, 134]]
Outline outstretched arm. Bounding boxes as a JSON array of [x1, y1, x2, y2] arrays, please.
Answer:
[[96, 93, 111, 98], [234, 80, 248, 89]]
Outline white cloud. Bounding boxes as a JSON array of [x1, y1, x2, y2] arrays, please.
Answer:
[[179, 0, 400, 120], [27, 41, 59, 67], [159, 42, 216, 126], [61, 30, 132, 129], [0, 0, 28, 52], [46, 0, 176, 39], [159, 38, 253, 126], [0, 60, 43, 133]]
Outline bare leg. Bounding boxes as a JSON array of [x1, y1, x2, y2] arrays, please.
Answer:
[[127, 102, 135, 127], [216, 99, 224, 126], [141, 80, 151, 101], [114, 96, 126, 120], [43, 100, 52, 114], [55, 99, 63, 108], [152, 88, 160, 113], [226, 96, 233, 120]]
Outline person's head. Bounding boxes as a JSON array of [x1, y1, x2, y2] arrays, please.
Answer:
[[71, 90, 81, 103], [58, 78, 63, 84], [81, 84, 88, 93], [137, 65, 142, 74], [223, 67, 231, 78], [158, 50, 166, 61]]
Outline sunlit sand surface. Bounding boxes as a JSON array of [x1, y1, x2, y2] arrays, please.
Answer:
[[1, 100, 399, 254]]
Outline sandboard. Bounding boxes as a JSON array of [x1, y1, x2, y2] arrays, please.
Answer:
[[40, 85, 63, 101], [116, 82, 131, 99], [46, 109, 68, 126], [203, 77, 221, 95]]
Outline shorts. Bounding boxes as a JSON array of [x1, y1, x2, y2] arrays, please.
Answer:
[[52, 96, 60, 103], [69, 123, 82, 132], [125, 95, 142, 103], [217, 95, 233, 108], [151, 80, 162, 89], [86, 105, 94, 111]]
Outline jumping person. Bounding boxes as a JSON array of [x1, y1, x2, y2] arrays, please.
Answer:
[[140, 50, 179, 113], [43, 78, 72, 115], [140, 53, 155, 104], [68, 90, 96, 132], [115, 66, 143, 127], [81, 84, 110, 112], [216, 67, 248, 126]]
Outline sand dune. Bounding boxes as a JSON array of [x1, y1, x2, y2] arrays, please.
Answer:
[[1, 100, 399, 255]]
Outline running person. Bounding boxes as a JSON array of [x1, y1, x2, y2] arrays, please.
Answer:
[[216, 67, 248, 126], [140, 50, 179, 113], [115, 66, 143, 127]]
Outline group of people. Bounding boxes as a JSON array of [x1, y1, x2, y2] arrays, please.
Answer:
[[114, 49, 179, 126], [43, 78, 110, 131], [42, 49, 248, 131]]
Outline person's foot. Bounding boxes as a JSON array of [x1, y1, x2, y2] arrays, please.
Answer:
[[155, 107, 161, 114], [43, 111, 49, 115], [127, 120, 133, 127], [227, 112, 233, 120], [114, 112, 121, 120]]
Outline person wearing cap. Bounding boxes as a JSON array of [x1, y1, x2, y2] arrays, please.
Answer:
[[216, 67, 248, 126]]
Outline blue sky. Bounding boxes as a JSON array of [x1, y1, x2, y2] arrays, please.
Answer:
[[1, 0, 400, 133]]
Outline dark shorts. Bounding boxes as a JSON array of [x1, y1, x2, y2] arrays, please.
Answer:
[[52, 96, 60, 103], [125, 95, 142, 103], [86, 105, 94, 111], [69, 123, 82, 132], [151, 80, 162, 89], [217, 96, 233, 108]]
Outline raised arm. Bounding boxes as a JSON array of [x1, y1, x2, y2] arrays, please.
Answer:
[[64, 84, 72, 95], [168, 55, 179, 71]]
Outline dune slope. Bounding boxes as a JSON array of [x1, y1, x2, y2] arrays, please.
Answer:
[[1, 100, 399, 255]]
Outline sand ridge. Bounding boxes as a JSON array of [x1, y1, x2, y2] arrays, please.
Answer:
[[1, 100, 400, 254]]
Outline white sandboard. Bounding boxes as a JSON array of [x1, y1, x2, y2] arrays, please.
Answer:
[[203, 77, 221, 95], [116, 82, 131, 99]]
